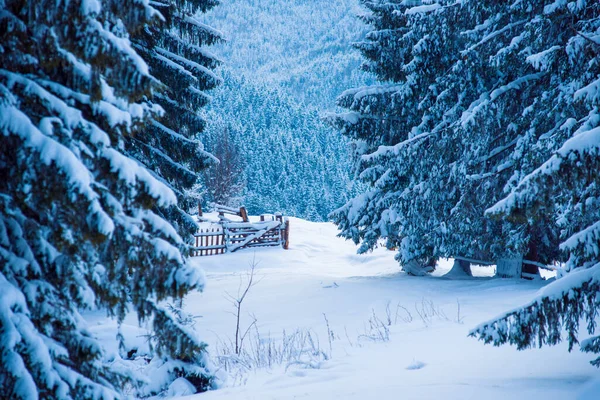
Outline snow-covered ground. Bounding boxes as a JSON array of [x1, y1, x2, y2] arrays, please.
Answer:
[[182, 217, 597, 399], [89, 217, 598, 399]]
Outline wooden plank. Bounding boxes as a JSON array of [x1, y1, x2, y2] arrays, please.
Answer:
[[213, 203, 240, 213], [497, 257, 523, 278], [249, 241, 280, 246], [211, 229, 215, 255], [244, 242, 281, 248], [521, 271, 541, 280], [228, 233, 279, 241], [224, 221, 280, 230], [195, 231, 224, 237], [191, 245, 226, 251], [523, 259, 556, 271], [225, 226, 280, 234], [199, 230, 203, 256]]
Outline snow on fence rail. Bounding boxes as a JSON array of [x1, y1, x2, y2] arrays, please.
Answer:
[[192, 205, 290, 257]]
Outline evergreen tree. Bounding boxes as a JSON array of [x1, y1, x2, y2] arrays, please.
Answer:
[[328, 0, 583, 275], [0, 0, 215, 397], [200, 0, 372, 109], [202, 124, 245, 206], [127, 0, 222, 240], [333, 0, 600, 364], [470, 0, 600, 365], [326, 0, 463, 272]]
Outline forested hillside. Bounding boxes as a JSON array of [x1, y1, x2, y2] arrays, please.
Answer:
[[198, 0, 372, 219], [202, 0, 371, 108], [201, 72, 359, 220]]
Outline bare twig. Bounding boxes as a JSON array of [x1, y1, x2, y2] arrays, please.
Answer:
[[224, 256, 260, 355], [344, 326, 355, 348], [385, 301, 392, 326], [455, 299, 465, 324], [569, 22, 600, 48], [239, 313, 258, 352], [323, 313, 333, 358], [359, 309, 390, 342], [395, 303, 413, 324]]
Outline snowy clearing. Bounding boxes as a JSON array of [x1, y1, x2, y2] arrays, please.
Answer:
[[86, 217, 598, 399], [170, 217, 597, 399]]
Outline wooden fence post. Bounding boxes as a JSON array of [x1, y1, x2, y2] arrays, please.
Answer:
[[283, 219, 290, 250], [221, 229, 226, 254], [240, 206, 249, 222]]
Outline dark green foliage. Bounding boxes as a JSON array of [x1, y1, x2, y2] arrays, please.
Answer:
[[202, 125, 245, 206], [328, 0, 598, 273], [471, 266, 600, 366], [0, 0, 215, 397], [327, 0, 469, 267], [200, 0, 372, 110], [127, 0, 223, 241]]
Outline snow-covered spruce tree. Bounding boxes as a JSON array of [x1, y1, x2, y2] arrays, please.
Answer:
[[202, 124, 245, 207], [470, 0, 600, 364], [326, 0, 470, 274], [328, 0, 576, 275], [0, 0, 214, 398], [127, 0, 222, 240], [442, 0, 575, 271], [200, 0, 372, 109]]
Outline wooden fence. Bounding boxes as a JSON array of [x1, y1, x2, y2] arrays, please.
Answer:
[[194, 227, 226, 256], [453, 255, 556, 279], [192, 206, 289, 257]]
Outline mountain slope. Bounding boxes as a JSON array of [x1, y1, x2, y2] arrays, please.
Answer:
[[202, 0, 372, 108], [196, 0, 372, 220]]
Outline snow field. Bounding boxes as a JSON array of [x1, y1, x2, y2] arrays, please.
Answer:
[[177, 217, 597, 399]]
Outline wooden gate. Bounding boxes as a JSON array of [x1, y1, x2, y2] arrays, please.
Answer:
[[192, 206, 290, 257]]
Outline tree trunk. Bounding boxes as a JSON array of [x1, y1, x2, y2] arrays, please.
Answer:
[[446, 258, 473, 277]]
